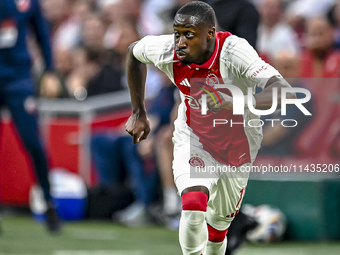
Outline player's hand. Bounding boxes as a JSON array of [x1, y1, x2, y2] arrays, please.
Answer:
[[125, 113, 151, 143], [206, 91, 233, 113]]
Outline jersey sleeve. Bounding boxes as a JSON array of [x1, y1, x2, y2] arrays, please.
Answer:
[[220, 35, 281, 89], [133, 36, 155, 64], [133, 34, 174, 66]]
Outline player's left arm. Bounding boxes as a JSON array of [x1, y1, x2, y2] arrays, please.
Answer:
[[207, 75, 295, 112], [207, 36, 296, 111], [253, 75, 296, 109]]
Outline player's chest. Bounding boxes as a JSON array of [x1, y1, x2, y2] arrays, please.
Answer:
[[173, 62, 222, 96]]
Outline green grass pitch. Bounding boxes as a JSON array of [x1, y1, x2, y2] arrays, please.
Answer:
[[0, 215, 339, 255]]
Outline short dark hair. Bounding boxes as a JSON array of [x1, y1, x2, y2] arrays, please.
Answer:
[[175, 1, 216, 27]]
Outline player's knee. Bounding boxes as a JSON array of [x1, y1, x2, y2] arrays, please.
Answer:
[[181, 191, 208, 211], [207, 224, 228, 243]]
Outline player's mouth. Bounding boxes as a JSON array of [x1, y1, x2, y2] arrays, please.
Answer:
[[176, 50, 187, 60]]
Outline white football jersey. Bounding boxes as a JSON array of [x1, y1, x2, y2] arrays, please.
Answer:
[[133, 32, 281, 166]]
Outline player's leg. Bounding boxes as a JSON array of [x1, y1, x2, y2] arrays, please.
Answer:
[[205, 165, 250, 255], [179, 185, 209, 255], [205, 180, 229, 255], [4, 78, 61, 233], [173, 140, 218, 255], [206, 224, 228, 255]]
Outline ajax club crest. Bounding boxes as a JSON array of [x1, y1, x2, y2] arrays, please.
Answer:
[[189, 156, 205, 168], [206, 73, 219, 88]]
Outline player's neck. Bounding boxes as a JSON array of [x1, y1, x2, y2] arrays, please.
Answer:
[[197, 37, 216, 65]]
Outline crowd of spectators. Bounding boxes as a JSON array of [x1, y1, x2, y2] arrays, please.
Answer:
[[27, 0, 340, 101], [27, 0, 340, 99]]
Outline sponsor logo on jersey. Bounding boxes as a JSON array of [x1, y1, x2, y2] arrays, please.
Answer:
[[189, 156, 205, 168], [15, 0, 31, 13], [180, 78, 191, 87], [250, 65, 268, 79]]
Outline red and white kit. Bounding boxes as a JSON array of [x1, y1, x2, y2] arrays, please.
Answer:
[[133, 32, 280, 229]]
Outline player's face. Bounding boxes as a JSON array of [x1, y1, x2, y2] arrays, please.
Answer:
[[173, 14, 215, 65]]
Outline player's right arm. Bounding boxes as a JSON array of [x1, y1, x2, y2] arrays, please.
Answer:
[[125, 42, 150, 144], [125, 35, 174, 143]]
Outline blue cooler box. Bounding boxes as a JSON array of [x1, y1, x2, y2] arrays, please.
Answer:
[[50, 169, 87, 221], [30, 169, 87, 221]]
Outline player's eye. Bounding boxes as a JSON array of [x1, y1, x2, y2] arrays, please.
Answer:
[[186, 32, 195, 38], [173, 31, 180, 38]]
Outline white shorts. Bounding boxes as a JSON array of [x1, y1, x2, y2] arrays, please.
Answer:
[[173, 137, 250, 230]]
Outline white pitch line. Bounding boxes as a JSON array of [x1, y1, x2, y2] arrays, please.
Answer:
[[238, 248, 310, 255], [54, 250, 144, 255], [70, 233, 118, 240]]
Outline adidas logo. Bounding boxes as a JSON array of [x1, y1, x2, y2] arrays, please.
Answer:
[[180, 78, 191, 87]]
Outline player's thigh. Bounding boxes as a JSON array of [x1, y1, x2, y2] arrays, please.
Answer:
[[172, 139, 219, 196], [206, 163, 250, 230]]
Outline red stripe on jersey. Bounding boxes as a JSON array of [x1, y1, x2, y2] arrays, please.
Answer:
[[173, 32, 251, 167]]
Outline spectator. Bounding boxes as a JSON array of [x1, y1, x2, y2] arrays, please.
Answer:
[[85, 49, 125, 97], [100, 0, 164, 39], [209, 0, 260, 49], [300, 16, 340, 78], [286, 0, 335, 21], [80, 11, 107, 51], [41, 0, 81, 50], [39, 47, 72, 98], [257, 0, 300, 63]]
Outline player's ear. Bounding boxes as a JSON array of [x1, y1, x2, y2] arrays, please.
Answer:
[[207, 26, 215, 40]]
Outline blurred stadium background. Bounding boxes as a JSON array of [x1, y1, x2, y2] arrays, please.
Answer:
[[1, 0, 340, 254]]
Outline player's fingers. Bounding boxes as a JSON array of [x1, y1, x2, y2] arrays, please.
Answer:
[[139, 124, 151, 141], [125, 120, 134, 135], [207, 100, 215, 107], [213, 102, 222, 109], [206, 96, 214, 104], [132, 130, 142, 144], [138, 131, 147, 142], [207, 99, 216, 108], [136, 131, 144, 143], [207, 103, 218, 114], [125, 128, 132, 136]]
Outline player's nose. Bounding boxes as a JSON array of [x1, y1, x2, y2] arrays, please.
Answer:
[[177, 36, 187, 49]]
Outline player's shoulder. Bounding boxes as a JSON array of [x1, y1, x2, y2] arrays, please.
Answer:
[[137, 34, 174, 54], [134, 34, 174, 66], [220, 34, 259, 65]]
